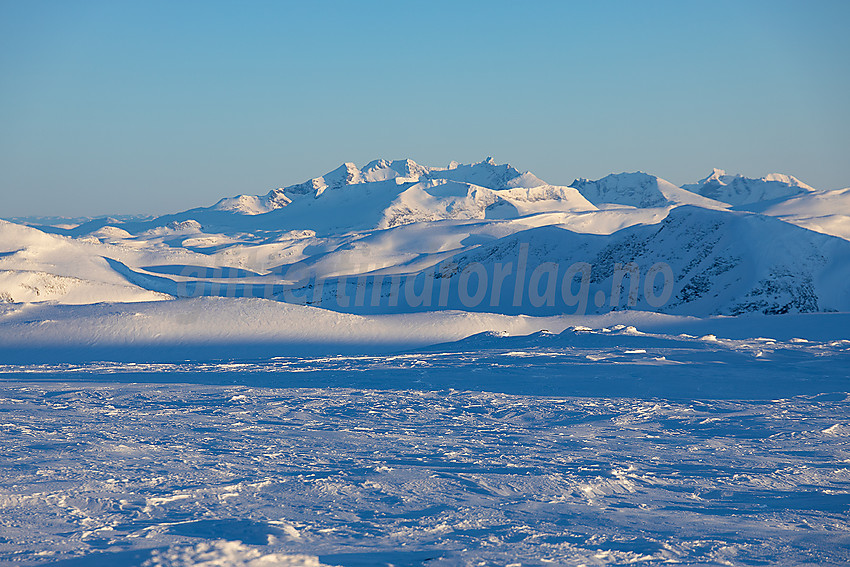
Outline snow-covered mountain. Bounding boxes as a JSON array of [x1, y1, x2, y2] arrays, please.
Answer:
[[676, 169, 849, 239], [224, 204, 843, 318], [682, 168, 816, 207], [438, 205, 850, 316], [750, 187, 850, 240], [2, 158, 848, 317], [570, 172, 727, 209], [206, 157, 595, 229], [0, 220, 172, 304]]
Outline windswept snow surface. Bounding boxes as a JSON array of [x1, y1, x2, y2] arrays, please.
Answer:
[[1, 312, 849, 565], [1, 373, 850, 565], [2, 158, 850, 566]]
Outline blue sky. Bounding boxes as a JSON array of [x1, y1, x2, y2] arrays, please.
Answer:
[[2, 1, 849, 216]]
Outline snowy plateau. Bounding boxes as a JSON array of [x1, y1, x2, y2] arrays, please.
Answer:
[[1, 158, 849, 566]]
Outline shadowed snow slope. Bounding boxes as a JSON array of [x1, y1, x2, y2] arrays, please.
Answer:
[[89, 205, 850, 318], [0, 296, 848, 365], [0, 296, 676, 363], [408, 206, 850, 317]]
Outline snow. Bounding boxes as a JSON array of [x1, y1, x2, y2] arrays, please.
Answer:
[[1, 367, 849, 565], [570, 172, 727, 209], [0, 297, 586, 363], [0, 221, 171, 304], [361, 158, 432, 183], [1, 157, 849, 565], [682, 169, 816, 207], [377, 179, 595, 229], [749, 187, 850, 241], [212, 193, 291, 216], [80, 205, 850, 318]]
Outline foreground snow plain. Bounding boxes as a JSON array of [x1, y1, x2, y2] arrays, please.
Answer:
[[1, 310, 849, 566], [1, 159, 849, 565]]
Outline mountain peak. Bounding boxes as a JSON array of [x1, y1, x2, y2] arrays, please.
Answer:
[[707, 168, 727, 181], [683, 170, 816, 206], [571, 172, 726, 209], [282, 162, 366, 198], [426, 158, 526, 189], [762, 172, 815, 191], [570, 172, 666, 208], [326, 162, 363, 183], [361, 158, 430, 182]]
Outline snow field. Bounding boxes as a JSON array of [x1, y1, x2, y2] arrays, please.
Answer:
[[1, 384, 848, 566]]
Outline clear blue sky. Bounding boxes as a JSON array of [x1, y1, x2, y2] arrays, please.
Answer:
[[2, 0, 849, 217]]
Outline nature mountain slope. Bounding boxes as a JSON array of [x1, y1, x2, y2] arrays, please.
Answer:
[[2, 158, 847, 320], [683, 168, 816, 206], [738, 186, 850, 241], [570, 172, 727, 209], [676, 169, 849, 240], [0, 220, 172, 304], [275, 205, 850, 317], [180, 158, 598, 235]]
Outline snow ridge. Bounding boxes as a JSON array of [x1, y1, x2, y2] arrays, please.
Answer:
[[682, 168, 816, 207], [570, 172, 726, 209]]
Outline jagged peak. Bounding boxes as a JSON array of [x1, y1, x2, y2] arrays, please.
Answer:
[[361, 158, 430, 182], [283, 158, 536, 195], [425, 158, 526, 189], [703, 168, 729, 183], [281, 162, 365, 198], [325, 162, 362, 182]]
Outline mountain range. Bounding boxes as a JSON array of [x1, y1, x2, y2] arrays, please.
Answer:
[[1, 158, 848, 317]]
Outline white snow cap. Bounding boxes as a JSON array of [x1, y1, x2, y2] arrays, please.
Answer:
[[570, 172, 726, 209], [683, 169, 816, 206]]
